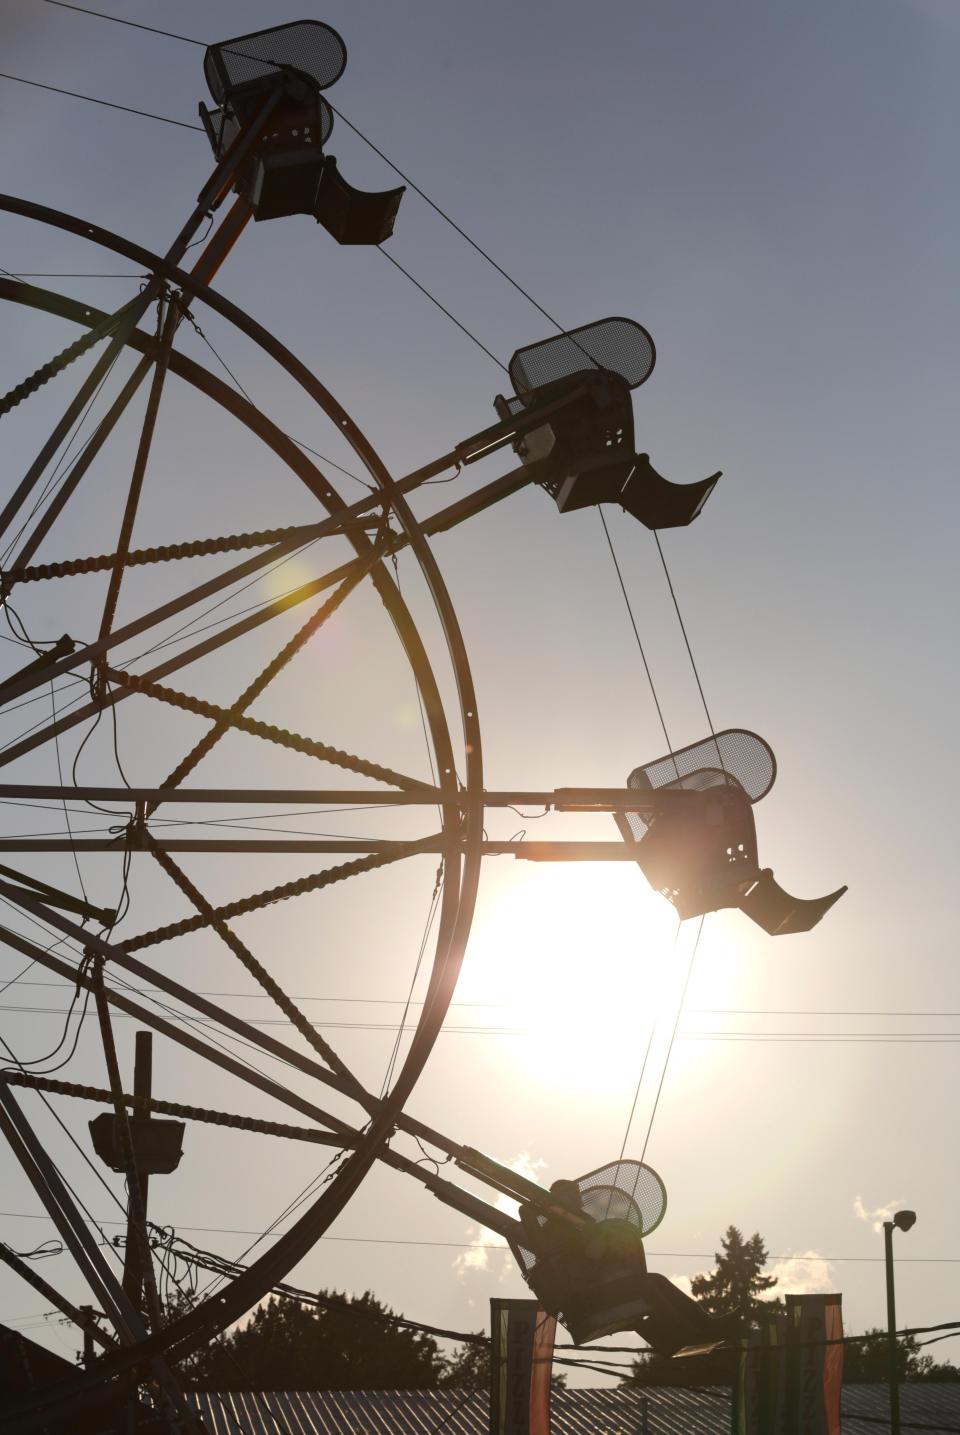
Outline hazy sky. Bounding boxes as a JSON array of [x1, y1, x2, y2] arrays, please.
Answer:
[[0, 0, 957, 1386]]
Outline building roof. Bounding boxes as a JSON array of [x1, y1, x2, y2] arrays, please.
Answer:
[[190, 1383, 960, 1435], [192, 1387, 727, 1434]]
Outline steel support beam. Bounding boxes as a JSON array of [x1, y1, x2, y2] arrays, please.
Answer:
[[0, 1241, 114, 1350], [0, 839, 648, 857], [0, 1082, 207, 1432], [0, 927, 524, 1245], [0, 784, 659, 809]]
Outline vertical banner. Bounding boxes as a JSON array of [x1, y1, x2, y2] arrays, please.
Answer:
[[490, 1298, 556, 1435], [733, 1308, 789, 1435], [732, 1295, 842, 1435], [786, 1294, 843, 1435]]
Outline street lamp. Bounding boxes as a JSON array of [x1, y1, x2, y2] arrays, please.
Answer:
[[884, 1209, 917, 1435]]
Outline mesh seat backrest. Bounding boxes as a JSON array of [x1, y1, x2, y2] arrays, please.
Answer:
[[509, 318, 656, 396], [580, 1185, 643, 1227], [627, 729, 776, 804], [575, 1159, 667, 1237], [205, 21, 347, 104]]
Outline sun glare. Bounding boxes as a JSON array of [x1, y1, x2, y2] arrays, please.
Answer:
[[458, 861, 699, 1104]]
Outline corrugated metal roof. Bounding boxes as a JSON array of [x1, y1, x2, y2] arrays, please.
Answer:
[[191, 1386, 730, 1434], [190, 1384, 960, 1435], [844, 1383, 960, 1434]]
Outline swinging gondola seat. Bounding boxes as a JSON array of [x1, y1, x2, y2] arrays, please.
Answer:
[[620, 452, 721, 530], [494, 316, 720, 527], [740, 869, 847, 936], [615, 730, 846, 933], [622, 771, 761, 920], [201, 22, 404, 240], [513, 1162, 729, 1354], [504, 369, 638, 512]]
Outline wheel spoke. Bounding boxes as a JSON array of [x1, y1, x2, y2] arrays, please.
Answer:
[[145, 834, 364, 1096], [119, 840, 442, 951], [96, 296, 177, 646], [3, 1073, 349, 1149], [6, 520, 334, 585], [8, 353, 154, 575], [107, 666, 429, 792], [0, 920, 363, 1134], [143, 538, 398, 813]]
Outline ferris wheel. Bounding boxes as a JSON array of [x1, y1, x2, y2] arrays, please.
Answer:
[[0, 22, 845, 1432]]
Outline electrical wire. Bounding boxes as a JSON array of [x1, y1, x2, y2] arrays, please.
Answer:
[[6, 1209, 960, 1264], [37, 0, 205, 48], [11, 1005, 960, 1041], [0, 71, 200, 132], [6, 980, 958, 1019]]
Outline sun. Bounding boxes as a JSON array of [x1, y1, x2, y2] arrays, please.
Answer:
[[457, 859, 695, 1104]]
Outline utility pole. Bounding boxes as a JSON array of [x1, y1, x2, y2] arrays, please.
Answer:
[[884, 1209, 917, 1435], [122, 1031, 153, 1312]]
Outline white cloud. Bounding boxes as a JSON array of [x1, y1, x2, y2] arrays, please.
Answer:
[[452, 1152, 544, 1280], [853, 1195, 903, 1234], [453, 1222, 506, 1276], [767, 1251, 836, 1297]]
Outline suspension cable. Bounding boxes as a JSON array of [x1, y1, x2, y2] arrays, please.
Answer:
[[598, 510, 677, 768], [639, 915, 704, 1166]]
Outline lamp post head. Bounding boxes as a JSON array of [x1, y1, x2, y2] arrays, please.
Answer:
[[893, 1210, 917, 1233]]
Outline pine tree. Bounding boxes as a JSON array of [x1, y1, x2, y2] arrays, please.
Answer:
[[690, 1225, 779, 1323], [624, 1223, 779, 1388]]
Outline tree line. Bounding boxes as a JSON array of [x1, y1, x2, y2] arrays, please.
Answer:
[[170, 1224, 959, 1390]]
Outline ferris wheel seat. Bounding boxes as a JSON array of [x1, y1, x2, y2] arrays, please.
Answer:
[[200, 22, 402, 240], [506, 369, 638, 508], [312, 158, 406, 245], [620, 453, 721, 530], [629, 1272, 734, 1357], [516, 1214, 727, 1353], [739, 868, 847, 936], [496, 336, 718, 527], [615, 732, 845, 932], [616, 778, 762, 920]]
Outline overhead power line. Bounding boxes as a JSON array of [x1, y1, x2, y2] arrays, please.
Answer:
[[0, 70, 202, 130], [7, 1001, 960, 1041], [38, 0, 205, 47], [2, 979, 955, 1019], [1, 1209, 958, 1264]]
